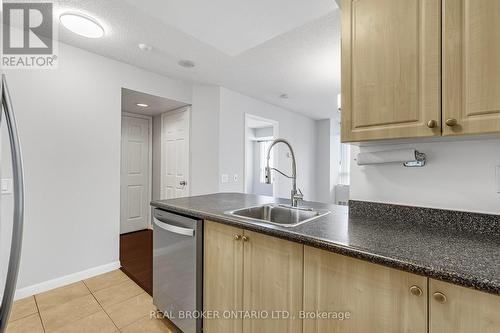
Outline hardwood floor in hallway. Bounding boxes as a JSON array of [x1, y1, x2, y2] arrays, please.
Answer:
[[119, 229, 153, 296]]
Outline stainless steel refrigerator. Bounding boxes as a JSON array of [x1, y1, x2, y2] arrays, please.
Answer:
[[0, 74, 25, 333]]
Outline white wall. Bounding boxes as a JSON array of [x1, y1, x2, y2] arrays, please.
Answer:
[[315, 119, 332, 203], [330, 117, 342, 202], [152, 115, 162, 201], [0, 41, 333, 296], [2, 42, 192, 291], [218, 88, 317, 201], [190, 85, 220, 195], [0, 121, 14, 295], [350, 138, 500, 214]]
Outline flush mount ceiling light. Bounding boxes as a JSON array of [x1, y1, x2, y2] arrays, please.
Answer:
[[60, 13, 105, 38], [136, 103, 149, 108], [178, 60, 196, 68]]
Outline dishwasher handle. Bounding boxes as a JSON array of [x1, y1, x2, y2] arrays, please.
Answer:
[[153, 217, 195, 237]]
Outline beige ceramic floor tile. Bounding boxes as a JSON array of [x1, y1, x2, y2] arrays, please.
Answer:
[[8, 296, 38, 322], [83, 270, 129, 293], [35, 281, 90, 311], [93, 279, 144, 308], [39, 294, 101, 332], [120, 316, 174, 333], [51, 310, 117, 333], [105, 293, 156, 329], [6, 313, 44, 333]]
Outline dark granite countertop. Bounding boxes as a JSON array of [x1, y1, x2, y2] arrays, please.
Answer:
[[151, 193, 500, 295]]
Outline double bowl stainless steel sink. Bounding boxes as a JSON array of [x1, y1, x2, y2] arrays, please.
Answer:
[[226, 204, 330, 227]]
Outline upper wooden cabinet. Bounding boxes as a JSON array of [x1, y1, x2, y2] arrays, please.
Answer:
[[443, 0, 500, 135], [341, 0, 500, 142], [341, 0, 441, 142], [429, 279, 500, 332]]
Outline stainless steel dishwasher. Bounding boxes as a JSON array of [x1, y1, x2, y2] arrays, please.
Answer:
[[152, 208, 202, 333]]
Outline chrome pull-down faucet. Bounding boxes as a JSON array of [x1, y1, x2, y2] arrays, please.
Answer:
[[264, 138, 303, 207]]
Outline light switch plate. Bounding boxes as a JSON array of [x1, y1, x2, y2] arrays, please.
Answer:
[[496, 166, 500, 193], [1, 179, 13, 194], [221, 174, 229, 184]]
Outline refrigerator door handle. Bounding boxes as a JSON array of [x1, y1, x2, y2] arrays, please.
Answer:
[[0, 75, 25, 333]]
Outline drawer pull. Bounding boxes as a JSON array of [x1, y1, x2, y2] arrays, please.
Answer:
[[445, 119, 458, 127], [433, 292, 447, 304], [427, 120, 437, 128], [409, 285, 423, 297]]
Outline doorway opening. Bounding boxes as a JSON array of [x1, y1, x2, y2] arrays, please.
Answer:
[[120, 88, 189, 294], [244, 114, 279, 197]]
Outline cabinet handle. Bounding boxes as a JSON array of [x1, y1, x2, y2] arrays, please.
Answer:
[[427, 120, 437, 128], [242, 235, 249, 242], [445, 119, 458, 127], [409, 285, 423, 297], [233, 234, 242, 241], [433, 292, 447, 304]]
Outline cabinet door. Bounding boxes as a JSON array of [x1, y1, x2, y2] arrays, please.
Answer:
[[242, 230, 303, 333], [204, 221, 244, 333], [304, 246, 427, 333], [430, 279, 500, 332], [341, 0, 441, 142], [443, 0, 500, 135]]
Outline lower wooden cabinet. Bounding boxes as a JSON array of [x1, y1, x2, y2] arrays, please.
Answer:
[[303, 246, 427, 333], [204, 221, 244, 333], [243, 230, 303, 333], [204, 221, 303, 333], [430, 279, 500, 333], [204, 222, 499, 333]]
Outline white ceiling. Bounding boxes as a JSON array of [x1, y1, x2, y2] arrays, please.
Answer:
[[247, 118, 275, 129], [126, 0, 336, 56], [53, 0, 341, 119], [121, 88, 189, 116]]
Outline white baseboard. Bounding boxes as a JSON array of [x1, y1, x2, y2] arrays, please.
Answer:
[[14, 261, 121, 300]]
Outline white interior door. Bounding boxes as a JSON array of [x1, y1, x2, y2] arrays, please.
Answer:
[[161, 107, 190, 199], [120, 115, 150, 234]]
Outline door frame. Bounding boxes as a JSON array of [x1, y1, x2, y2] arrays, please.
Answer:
[[121, 112, 153, 229], [243, 113, 279, 196], [160, 106, 191, 199]]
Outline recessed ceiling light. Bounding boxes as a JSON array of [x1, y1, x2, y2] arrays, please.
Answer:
[[178, 60, 196, 68], [60, 13, 104, 38], [279, 93, 289, 99], [138, 43, 153, 52], [136, 103, 149, 108]]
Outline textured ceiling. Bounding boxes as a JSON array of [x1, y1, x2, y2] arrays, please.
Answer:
[[53, 0, 340, 119], [124, 0, 335, 56]]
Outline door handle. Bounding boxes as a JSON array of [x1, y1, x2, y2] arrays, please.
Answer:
[[153, 218, 195, 237], [0, 75, 25, 333], [180, 180, 187, 186]]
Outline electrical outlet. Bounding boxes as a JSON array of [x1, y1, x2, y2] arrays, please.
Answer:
[[1, 179, 13, 194], [221, 174, 229, 184]]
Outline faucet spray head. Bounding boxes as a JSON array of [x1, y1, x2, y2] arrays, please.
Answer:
[[265, 166, 272, 184]]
